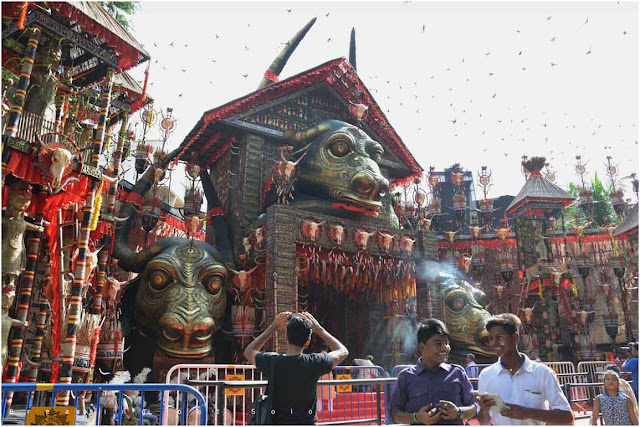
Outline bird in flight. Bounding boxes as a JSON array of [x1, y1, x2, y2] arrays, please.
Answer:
[[244, 45, 250, 51], [546, 15, 552, 20], [551, 62, 558, 67], [169, 41, 175, 47], [153, 42, 157, 47], [242, 74, 248, 78], [550, 36, 557, 42], [286, 8, 292, 13], [492, 93, 497, 98], [450, 119, 457, 124], [586, 45, 592, 54], [215, 34, 220, 39], [489, 72, 495, 76], [325, 12, 330, 17], [422, 24, 426, 33]]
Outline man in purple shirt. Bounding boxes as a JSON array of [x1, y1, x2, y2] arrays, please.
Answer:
[[390, 319, 477, 425]]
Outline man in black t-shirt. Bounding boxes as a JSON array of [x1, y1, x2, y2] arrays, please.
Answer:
[[244, 312, 349, 425]]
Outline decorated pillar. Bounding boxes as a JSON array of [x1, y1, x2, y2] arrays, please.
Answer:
[[26, 298, 49, 383], [2, 26, 41, 138], [4, 225, 44, 409], [265, 204, 296, 352], [2, 26, 41, 184], [57, 68, 114, 405]]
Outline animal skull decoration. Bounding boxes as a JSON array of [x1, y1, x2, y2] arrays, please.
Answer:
[[227, 265, 260, 292], [468, 226, 482, 240], [377, 231, 395, 253], [36, 136, 80, 191], [444, 231, 457, 245], [254, 226, 265, 249], [400, 235, 416, 256], [354, 228, 375, 251], [493, 284, 504, 298], [418, 217, 432, 231], [495, 227, 510, 240], [301, 220, 324, 242], [521, 303, 537, 325], [328, 224, 346, 247], [461, 255, 473, 274], [275, 148, 307, 185]]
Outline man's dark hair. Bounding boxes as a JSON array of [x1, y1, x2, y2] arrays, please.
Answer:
[[467, 353, 475, 361], [417, 319, 450, 345], [319, 341, 329, 352], [486, 313, 521, 335], [287, 314, 313, 347]]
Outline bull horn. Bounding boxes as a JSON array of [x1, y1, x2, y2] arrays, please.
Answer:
[[283, 123, 330, 143], [98, 367, 111, 376], [280, 148, 289, 162], [257, 17, 317, 90], [226, 264, 240, 275], [293, 152, 307, 165], [112, 149, 182, 272], [35, 135, 53, 153], [349, 27, 357, 71], [247, 264, 260, 275]]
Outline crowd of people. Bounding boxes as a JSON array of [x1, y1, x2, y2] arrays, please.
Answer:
[[242, 310, 638, 425]]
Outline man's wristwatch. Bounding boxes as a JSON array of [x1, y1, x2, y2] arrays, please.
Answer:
[[456, 408, 463, 420]]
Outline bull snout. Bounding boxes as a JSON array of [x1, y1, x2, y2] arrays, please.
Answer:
[[159, 314, 214, 358], [349, 172, 389, 208]]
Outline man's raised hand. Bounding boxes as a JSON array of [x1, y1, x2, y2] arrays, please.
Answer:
[[300, 312, 322, 332]]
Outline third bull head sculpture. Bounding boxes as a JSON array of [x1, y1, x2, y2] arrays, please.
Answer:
[[419, 267, 494, 357], [283, 120, 390, 213]]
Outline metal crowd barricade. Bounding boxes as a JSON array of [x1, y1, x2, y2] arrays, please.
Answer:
[[187, 377, 397, 425], [544, 361, 576, 375], [577, 361, 617, 382], [564, 382, 605, 418], [1, 382, 206, 426], [323, 366, 389, 424], [164, 364, 264, 426]]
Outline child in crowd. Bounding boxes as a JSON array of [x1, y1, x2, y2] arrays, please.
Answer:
[[590, 370, 638, 425]]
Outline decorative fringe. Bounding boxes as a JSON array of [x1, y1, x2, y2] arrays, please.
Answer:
[[89, 181, 104, 231], [17, 2, 28, 30]]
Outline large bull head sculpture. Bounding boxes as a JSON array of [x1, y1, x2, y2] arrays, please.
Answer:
[[114, 160, 228, 359], [284, 120, 390, 213], [417, 262, 494, 357]]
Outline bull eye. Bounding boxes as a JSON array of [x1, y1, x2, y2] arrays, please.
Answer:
[[202, 274, 224, 294], [446, 294, 468, 313], [149, 270, 171, 291], [329, 139, 351, 158]]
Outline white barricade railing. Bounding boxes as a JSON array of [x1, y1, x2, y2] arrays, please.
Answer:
[[544, 361, 576, 375], [164, 364, 391, 425], [164, 364, 265, 425], [577, 361, 617, 381]]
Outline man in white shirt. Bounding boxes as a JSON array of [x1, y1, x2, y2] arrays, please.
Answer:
[[476, 313, 573, 425]]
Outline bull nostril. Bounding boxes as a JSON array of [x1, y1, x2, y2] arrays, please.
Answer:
[[162, 326, 182, 341], [353, 176, 375, 195]]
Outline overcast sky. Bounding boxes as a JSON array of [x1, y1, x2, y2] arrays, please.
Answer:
[[126, 1, 639, 200]]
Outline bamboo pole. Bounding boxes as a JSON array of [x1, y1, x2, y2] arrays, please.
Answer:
[[56, 68, 114, 405], [4, 221, 44, 408], [2, 26, 41, 184], [26, 298, 49, 383], [93, 114, 128, 315]]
